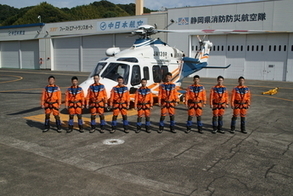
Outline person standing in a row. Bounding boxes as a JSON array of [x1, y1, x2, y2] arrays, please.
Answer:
[[109, 76, 130, 133], [185, 75, 206, 134], [86, 74, 108, 133], [134, 78, 154, 133], [230, 76, 251, 134], [41, 75, 62, 133], [65, 76, 85, 133], [210, 76, 229, 134], [158, 72, 179, 133]]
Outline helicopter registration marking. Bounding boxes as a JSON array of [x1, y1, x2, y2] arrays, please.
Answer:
[[154, 51, 168, 57]]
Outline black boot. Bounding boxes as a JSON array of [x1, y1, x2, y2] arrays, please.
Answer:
[[67, 125, 73, 133], [145, 125, 151, 133], [218, 116, 224, 134], [136, 117, 142, 133], [198, 126, 203, 134], [124, 125, 129, 133], [55, 116, 62, 133], [158, 126, 164, 133], [212, 116, 217, 134], [185, 126, 191, 133], [170, 125, 176, 133], [89, 125, 96, 133], [79, 125, 84, 133], [136, 125, 141, 133], [158, 116, 165, 133], [43, 118, 50, 132], [110, 126, 116, 133], [230, 116, 237, 133], [241, 117, 247, 134], [100, 125, 105, 133]]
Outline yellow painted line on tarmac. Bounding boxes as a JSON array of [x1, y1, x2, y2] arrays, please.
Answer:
[[252, 94, 293, 102], [0, 75, 23, 84], [24, 109, 138, 127]]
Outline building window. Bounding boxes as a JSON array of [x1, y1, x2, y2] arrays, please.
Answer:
[[232, 45, 234, 51], [222, 46, 224, 51], [269, 45, 271, 51], [256, 45, 259, 51], [261, 45, 264, 51], [274, 45, 276, 51], [236, 45, 239, 51], [143, 67, 149, 80], [252, 45, 254, 51], [241, 45, 243, 51], [228, 45, 230, 51], [213, 45, 216, 51], [284, 45, 287, 51], [247, 45, 250, 51]]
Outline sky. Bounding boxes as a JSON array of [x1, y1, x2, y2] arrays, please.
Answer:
[[0, 0, 262, 11]]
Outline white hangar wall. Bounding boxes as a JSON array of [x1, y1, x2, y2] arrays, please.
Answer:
[[43, 13, 167, 72], [167, 0, 293, 81], [0, 23, 45, 69], [0, 13, 167, 71]]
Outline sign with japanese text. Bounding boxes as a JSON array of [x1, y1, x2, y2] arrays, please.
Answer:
[[97, 18, 147, 31], [178, 12, 266, 25]]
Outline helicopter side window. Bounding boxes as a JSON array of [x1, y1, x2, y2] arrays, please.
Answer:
[[161, 66, 169, 82], [152, 65, 161, 83], [131, 65, 141, 86], [90, 62, 107, 77], [101, 63, 129, 84], [143, 67, 150, 80]]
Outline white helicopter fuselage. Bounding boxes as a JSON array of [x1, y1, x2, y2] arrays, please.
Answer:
[[80, 38, 184, 101]]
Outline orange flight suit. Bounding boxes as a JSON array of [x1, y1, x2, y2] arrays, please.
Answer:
[[65, 86, 85, 115], [231, 85, 251, 117], [110, 85, 130, 116], [210, 85, 229, 116], [159, 82, 179, 116], [185, 84, 206, 117], [41, 84, 61, 116], [87, 83, 108, 115], [135, 86, 153, 117]]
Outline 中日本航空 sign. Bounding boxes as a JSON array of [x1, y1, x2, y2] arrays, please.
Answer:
[[97, 18, 148, 32]]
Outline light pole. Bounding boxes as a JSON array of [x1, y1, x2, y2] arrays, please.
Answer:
[[38, 15, 41, 23]]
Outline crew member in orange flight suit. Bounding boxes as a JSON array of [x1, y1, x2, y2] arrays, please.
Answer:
[[65, 76, 85, 133], [210, 75, 229, 134], [134, 78, 153, 133], [41, 75, 62, 133], [185, 75, 206, 134], [230, 76, 251, 134], [109, 76, 130, 133], [86, 74, 108, 133], [158, 72, 179, 133]]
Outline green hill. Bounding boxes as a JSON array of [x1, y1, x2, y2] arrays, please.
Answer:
[[0, 0, 155, 26]]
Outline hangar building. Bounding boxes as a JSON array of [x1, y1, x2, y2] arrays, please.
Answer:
[[0, 0, 292, 81]]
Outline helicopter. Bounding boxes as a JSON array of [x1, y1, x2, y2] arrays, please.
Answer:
[[79, 24, 231, 101]]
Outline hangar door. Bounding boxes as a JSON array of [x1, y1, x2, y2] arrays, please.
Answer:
[[0, 40, 38, 69], [53, 34, 134, 72], [53, 37, 80, 71]]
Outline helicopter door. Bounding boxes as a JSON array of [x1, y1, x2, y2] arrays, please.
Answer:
[[131, 65, 141, 86]]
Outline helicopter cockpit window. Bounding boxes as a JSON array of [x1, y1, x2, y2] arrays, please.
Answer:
[[152, 65, 161, 83], [101, 63, 129, 84], [117, 57, 138, 63], [90, 62, 107, 77], [131, 65, 141, 86], [143, 67, 149, 80]]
